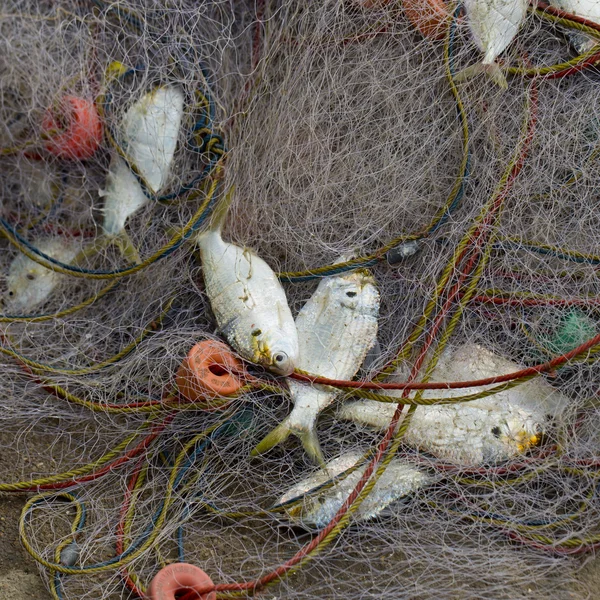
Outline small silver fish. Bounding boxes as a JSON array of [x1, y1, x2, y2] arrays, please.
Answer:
[[251, 266, 379, 464], [337, 344, 569, 465], [99, 86, 184, 240], [120, 86, 184, 194], [456, 0, 528, 88], [195, 198, 299, 376], [4, 238, 78, 313], [276, 450, 433, 529]]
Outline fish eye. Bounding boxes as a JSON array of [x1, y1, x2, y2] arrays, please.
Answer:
[[274, 352, 288, 365], [491, 426, 502, 438], [26, 273, 35, 281], [346, 291, 357, 298], [8, 291, 13, 297]]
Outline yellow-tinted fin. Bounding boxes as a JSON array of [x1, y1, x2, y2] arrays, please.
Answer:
[[251, 419, 326, 468], [114, 231, 141, 264], [251, 421, 292, 456], [454, 61, 508, 90]]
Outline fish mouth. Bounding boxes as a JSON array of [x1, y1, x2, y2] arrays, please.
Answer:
[[514, 431, 542, 454]]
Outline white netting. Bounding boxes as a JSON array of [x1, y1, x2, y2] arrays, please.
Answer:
[[2, 1, 600, 599]]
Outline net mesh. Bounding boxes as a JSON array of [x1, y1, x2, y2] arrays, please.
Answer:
[[2, 1, 600, 599]]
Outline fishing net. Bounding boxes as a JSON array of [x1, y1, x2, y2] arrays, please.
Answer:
[[2, 0, 600, 599]]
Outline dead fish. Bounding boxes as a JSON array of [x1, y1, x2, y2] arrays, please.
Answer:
[[337, 343, 569, 465], [551, 0, 600, 54], [251, 266, 379, 464], [119, 85, 184, 194], [195, 195, 299, 376], [456, 0, 528, 88], [98, 86, 185, 259], [276, 450, 433, 529], [4, 238, 78, 313]]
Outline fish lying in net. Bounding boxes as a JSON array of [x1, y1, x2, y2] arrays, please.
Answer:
[[251, 267, 379, 464], [4, 237, 78, 313], [195, 194, 299, 376], [551, 0, 600, 54], [276, 450, 434, 529], [337, 344, 569, 465], [99, 85, 184, 260], [456, 0, 528, 88]]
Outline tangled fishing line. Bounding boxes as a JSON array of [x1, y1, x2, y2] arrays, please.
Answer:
[[2, 0, 600, 598]]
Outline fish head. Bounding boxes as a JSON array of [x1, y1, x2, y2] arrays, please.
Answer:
[[246, 302, 299, 376], [249, 324, 298, 376], [259, 336, 298, 376], [486, 412, 543, 460], [4, 255, 57, 313], [327, 268, 379, 315]]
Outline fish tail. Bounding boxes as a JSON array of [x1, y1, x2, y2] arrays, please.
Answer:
[[250, 420, 292, 456], [454, 62, 508, 90], [251, 419, 326, 467], [297, 426, 326, 468], [114, 231, 142, 264]]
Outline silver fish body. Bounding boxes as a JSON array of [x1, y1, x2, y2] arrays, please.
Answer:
[[99, 154, 148, 236], [552, 0, 600, 53], [277, 451, 433, 529], [252, 267, 380, 463], [458, 0, 528, 87], [338, 344, 569, 465], [99, 86, 184, 236], [197, 230, 298, 376], [553, 0, 600, 24], [465, 0, 528, 63], [120, 85, 184, 194], [4, 238, 78, 313]]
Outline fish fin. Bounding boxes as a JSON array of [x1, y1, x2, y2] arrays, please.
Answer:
[[250, 420, 292, 456], [454, 62, 508, 90], [298, 426, 326, 468], [114, 231, 141, 264], [251, 419, 326, 467], [72, 237, 110, 266]]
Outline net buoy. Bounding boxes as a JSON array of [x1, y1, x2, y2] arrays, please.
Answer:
[[353, 0, 450, 41], [403, 0, 450, 40], [176, 340, 244, 407], [41, 95, 103, 160], [147, 563, 216, 600]]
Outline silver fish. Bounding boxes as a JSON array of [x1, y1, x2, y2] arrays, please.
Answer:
[[99, 86, 184, 254], [195, 198, 299, 376], [4, 238, 78, 313], [337, 344, 569, 465], [119, 85, 184, 194], [456, 0, 528, 88], [251, 266, 379, 463], [552, 0, 600, 54], [276, 450, 433, 529]]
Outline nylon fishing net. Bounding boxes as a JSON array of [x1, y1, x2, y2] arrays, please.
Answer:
[[2, 1, 600, 599]]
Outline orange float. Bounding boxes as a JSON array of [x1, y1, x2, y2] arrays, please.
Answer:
[[355, 0, 450, 41], [148, 563, 216, 600], [41, 95, 103, 160], [176, 340, 245, 407], [402, 0, 450, 40]]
